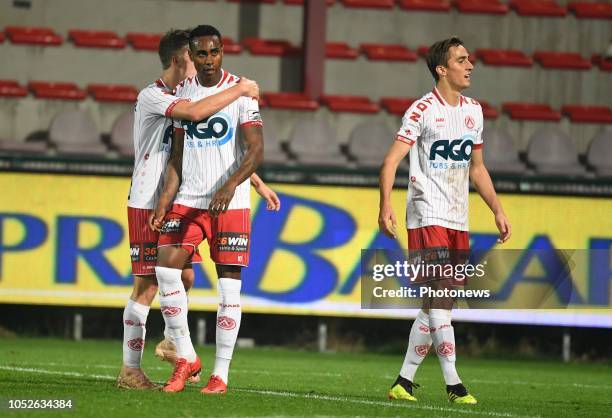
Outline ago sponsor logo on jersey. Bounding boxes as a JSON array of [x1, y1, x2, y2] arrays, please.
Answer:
[[428, 134, 476, 170], [181, 112, 235, 148]]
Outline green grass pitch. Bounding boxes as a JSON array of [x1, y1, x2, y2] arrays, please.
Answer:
[[0, 338, 610, 417]]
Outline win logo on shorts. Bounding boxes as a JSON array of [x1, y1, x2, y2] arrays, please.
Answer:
[[130, 244, 140, 262], [161, 219, 181, 234], [217, 233, 249, 253]]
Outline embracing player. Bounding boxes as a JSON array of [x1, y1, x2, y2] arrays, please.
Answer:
[[151, 25, 264, 394], [118, 29, 278, 390], [378, 37, 511, 404]]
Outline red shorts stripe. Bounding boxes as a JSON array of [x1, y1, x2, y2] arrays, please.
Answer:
[[407, 225, 469, 250]]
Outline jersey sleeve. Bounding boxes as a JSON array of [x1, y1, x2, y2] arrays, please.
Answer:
[[139, 86, 187, 118], [396, 101, 424, 146], [238, 96, 263, 127], [473, 105, 484, 149]]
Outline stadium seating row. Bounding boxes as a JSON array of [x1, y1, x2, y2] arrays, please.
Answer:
[[213, 0, 612, 19], [3, 27, 610, 71], [1, 81, 609, 124], [0, 109, 610, 179]]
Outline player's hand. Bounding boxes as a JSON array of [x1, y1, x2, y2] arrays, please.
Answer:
[[238, 77, 259, 100], [254, 182, 281, 211], [149, 204, 167, 232], [378, 204, 398, 239], [209, 183, 237, 217], [495, 212, 512, 244]]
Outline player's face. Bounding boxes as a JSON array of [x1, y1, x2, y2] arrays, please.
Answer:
[[441, 45, 473, 90], [190, 35, 224, 82]]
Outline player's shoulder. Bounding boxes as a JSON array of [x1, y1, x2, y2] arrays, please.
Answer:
[[401, 91, 438, 121], [175, 76, 198, 95], [138, 80, 173, 101], [218, 69, 240, 88], [460, 94, 482, 108]]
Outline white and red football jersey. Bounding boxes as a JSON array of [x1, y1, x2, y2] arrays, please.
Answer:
[[128, 79, 188, 209], [396, 87, 484, 231], [173, 69, 262, 210]]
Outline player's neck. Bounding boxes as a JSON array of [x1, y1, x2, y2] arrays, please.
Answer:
[[160, 69, 182, 91], [435, 83, 461, 107], [198, 69, 223, 88]]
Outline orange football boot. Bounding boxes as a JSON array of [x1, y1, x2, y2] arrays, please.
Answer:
[[201, 375, 227, 394], [162, 356, 201, 393]]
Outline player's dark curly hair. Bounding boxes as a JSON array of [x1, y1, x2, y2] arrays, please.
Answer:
[[189, 25, 223, 50], [158, 29, 190, 70], [425, 37, 464, 82]]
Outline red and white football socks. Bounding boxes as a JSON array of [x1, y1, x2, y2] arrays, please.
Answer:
[[156, 266, 196, 363], [212, 278, 242, 384], [122, 299, 150, 368], [399, 309, 432, 381], [429, 309, 461, 385]]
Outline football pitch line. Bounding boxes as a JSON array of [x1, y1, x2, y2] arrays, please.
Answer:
[[0, 365, 538, 418], [12, 361, 612, 391]]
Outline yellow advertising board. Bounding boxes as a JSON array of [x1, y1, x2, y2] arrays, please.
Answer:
[[1, 172, 611, 327]]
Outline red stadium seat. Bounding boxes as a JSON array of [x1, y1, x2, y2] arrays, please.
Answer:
[[0, 80, 28, 97], [126, 32, 162, 51], [87, 84, 138, 103], [568, 1, 612, 19], [0, 32, 4, 43], [561, 105, 612, 123], [533, 51, 592, 70], [479, 101, 500, 119], [326, 42, 359, 59], [398, 0, 452, 12], [361, 44, 418, 62], [475, 49, 533, 67], [5, 26, 62, 46], [28, 81, 87, 100], [68, 30, 126, 49], [502, 102, 561, 121], [321, 95, 379, 113], [283, 0, 335, 5], [341, 0, 395, 9], [417, 45, 429, 58], [263, 92, 319, 110], [242, 38, 301, 56], [380, 97, 416, 115], [222, 37, 243, 54], [454, 0, 509, 14], [509, 0, 566, 17], [227, 0, 277, 3], [591, 54, 612, 71]]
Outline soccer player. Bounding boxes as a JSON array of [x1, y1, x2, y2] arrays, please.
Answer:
[[118, 29, 278, 390], [151, 24, 264, 394], [378, 37, 511, 404]]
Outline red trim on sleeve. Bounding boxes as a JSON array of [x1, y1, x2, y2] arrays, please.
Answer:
[[472, 143, 483, 150], [165, 98, 188, 117], [241, 121, 263, 128], [395, 135, 415, 145]]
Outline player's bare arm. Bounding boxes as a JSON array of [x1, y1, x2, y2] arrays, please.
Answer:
[[209, 124, 264, 217], [149, 129, 185, 231], [170, 78, 259, 121], [251, 173, 281, 211], [379, 140, 412, 238], [469, 148, 512, 243]]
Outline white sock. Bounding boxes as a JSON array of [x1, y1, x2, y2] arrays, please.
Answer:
[[429, 309, 461, 385], [399, 310, 432, 381], [213, 278, 242, 383], [122, 299, 149, 368], [156, 266, 196, 363]]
